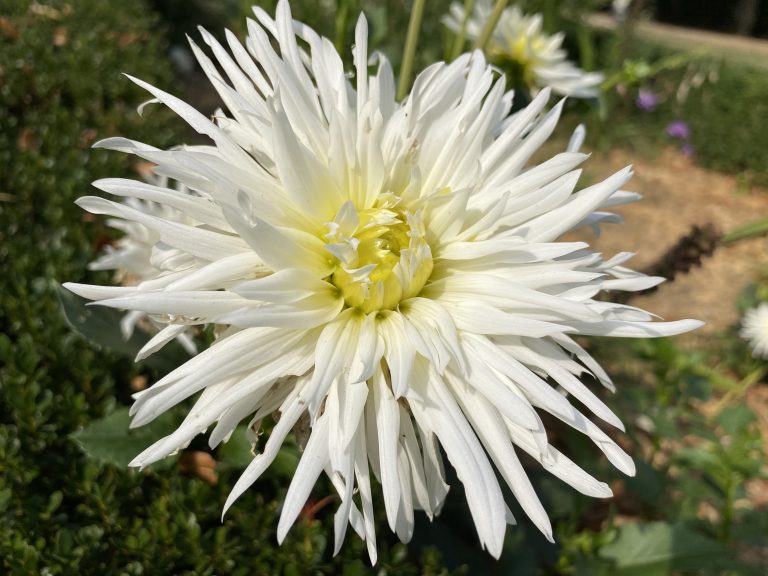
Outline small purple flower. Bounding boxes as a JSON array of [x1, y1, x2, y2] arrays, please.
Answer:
[[680, 143, 694, 157], [635, 88, 658, 112], [666, 120, 690, 140]]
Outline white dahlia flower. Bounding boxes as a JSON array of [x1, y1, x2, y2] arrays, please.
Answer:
[[741, 303, 768, 359], [443, 0, 603, 97], [88, 176, 199, 358], [65, 1, 701, 562]]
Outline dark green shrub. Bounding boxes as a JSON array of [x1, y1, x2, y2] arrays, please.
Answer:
[[684, 61, 768, 182]]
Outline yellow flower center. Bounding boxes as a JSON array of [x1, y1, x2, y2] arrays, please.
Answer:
[[489, 34, 543, 90], [325, 201, 433, 313]]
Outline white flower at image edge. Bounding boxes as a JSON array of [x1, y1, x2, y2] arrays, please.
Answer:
[[65, 1, 701, 562], [443, 0, 604, 97], [741, 303, 768, 359]]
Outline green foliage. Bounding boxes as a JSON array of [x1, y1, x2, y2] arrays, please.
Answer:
[[683, 61, 768, 182], [588, 33, 768, 183], [598, 522, 733, 575], [564, 337, 768, 575], [70, 407, 181, 469]]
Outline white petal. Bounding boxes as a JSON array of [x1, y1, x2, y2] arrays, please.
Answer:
[[77, 196, 250, 261], [354, 425, 378, 565], [407, 360, 507, 558], [124, 74, 254, 166], [413, 418, 450, 515], [230, 268, 334, 303], [223, 391, 307, 515], [131, 328, 311, 426], [377, 311, 415, 397], [444, 300, 573, 337], [446, 372, 553, 541], [505, 420, 613, 498], [372, 368, 401, 532], [94, 290, 249, 319], [277, 412, 330, 543], [568, 319, 704, 338], [223, 204, 333, 277], [92, 178, 231, 231], [164, 253, 263, 292], [64, 282, 137, 300], [303, 309, 359, 415], [135, 324, 189, 361]]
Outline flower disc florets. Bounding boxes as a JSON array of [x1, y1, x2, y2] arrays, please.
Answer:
[[326, 200, 432, 312]]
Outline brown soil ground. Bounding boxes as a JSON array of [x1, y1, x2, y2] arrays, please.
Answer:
[[567, 147, 768, 343]]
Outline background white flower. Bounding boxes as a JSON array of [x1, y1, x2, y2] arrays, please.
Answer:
[[88, 175, 202, 358], [741, 303, 768, 358], [443, 0, 604, 97], [65, 0, 701, 562], [613, 0, 633, 21]]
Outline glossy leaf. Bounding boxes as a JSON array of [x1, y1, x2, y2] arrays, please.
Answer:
[[70, 407, 181, 469]]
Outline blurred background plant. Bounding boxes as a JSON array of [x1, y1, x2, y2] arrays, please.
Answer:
[[1, 0, 767, 574], [439, 0, 768, 185]]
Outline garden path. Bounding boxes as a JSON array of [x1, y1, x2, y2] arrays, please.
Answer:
[[588, 13, 768, 70]]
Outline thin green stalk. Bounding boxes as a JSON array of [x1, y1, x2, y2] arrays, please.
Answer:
[[473, 0, 508, 52], [449, 0, 475, 62], [542, 0, 556, 33], [710, 367, 766, 413], [576, 24, 595, 72], [334, 0, 354, 58], [722, 218, 768, 245], [602, 50, 701, 91], [720, 479, 735, 542], [397, 0, 427, 102]]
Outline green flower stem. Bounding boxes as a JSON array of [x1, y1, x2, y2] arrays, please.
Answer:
[[711, 367, 766, 414], [542, 0, 556, 32], [602, 50, 702, 91], [473, 0, 508, 52], [577, 24, 595, 72], [721, 478, 735, 542], [397, 0, 427, 102], [722, 217, 768, 245], [334, 0, 355, 57], [449, 0, 475, 61]]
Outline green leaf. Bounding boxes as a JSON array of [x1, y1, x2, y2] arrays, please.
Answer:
[[673, 447, 720, 470], [56, 283, 190, 374], [600, 522, 733, 575], [218, 424, 300, 479], [271, 444, 300, 478], [217, 425, 255, 469], [716, 404, 756, 435], [70, 407, 181, 469], [625, 460, 663, 505]]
